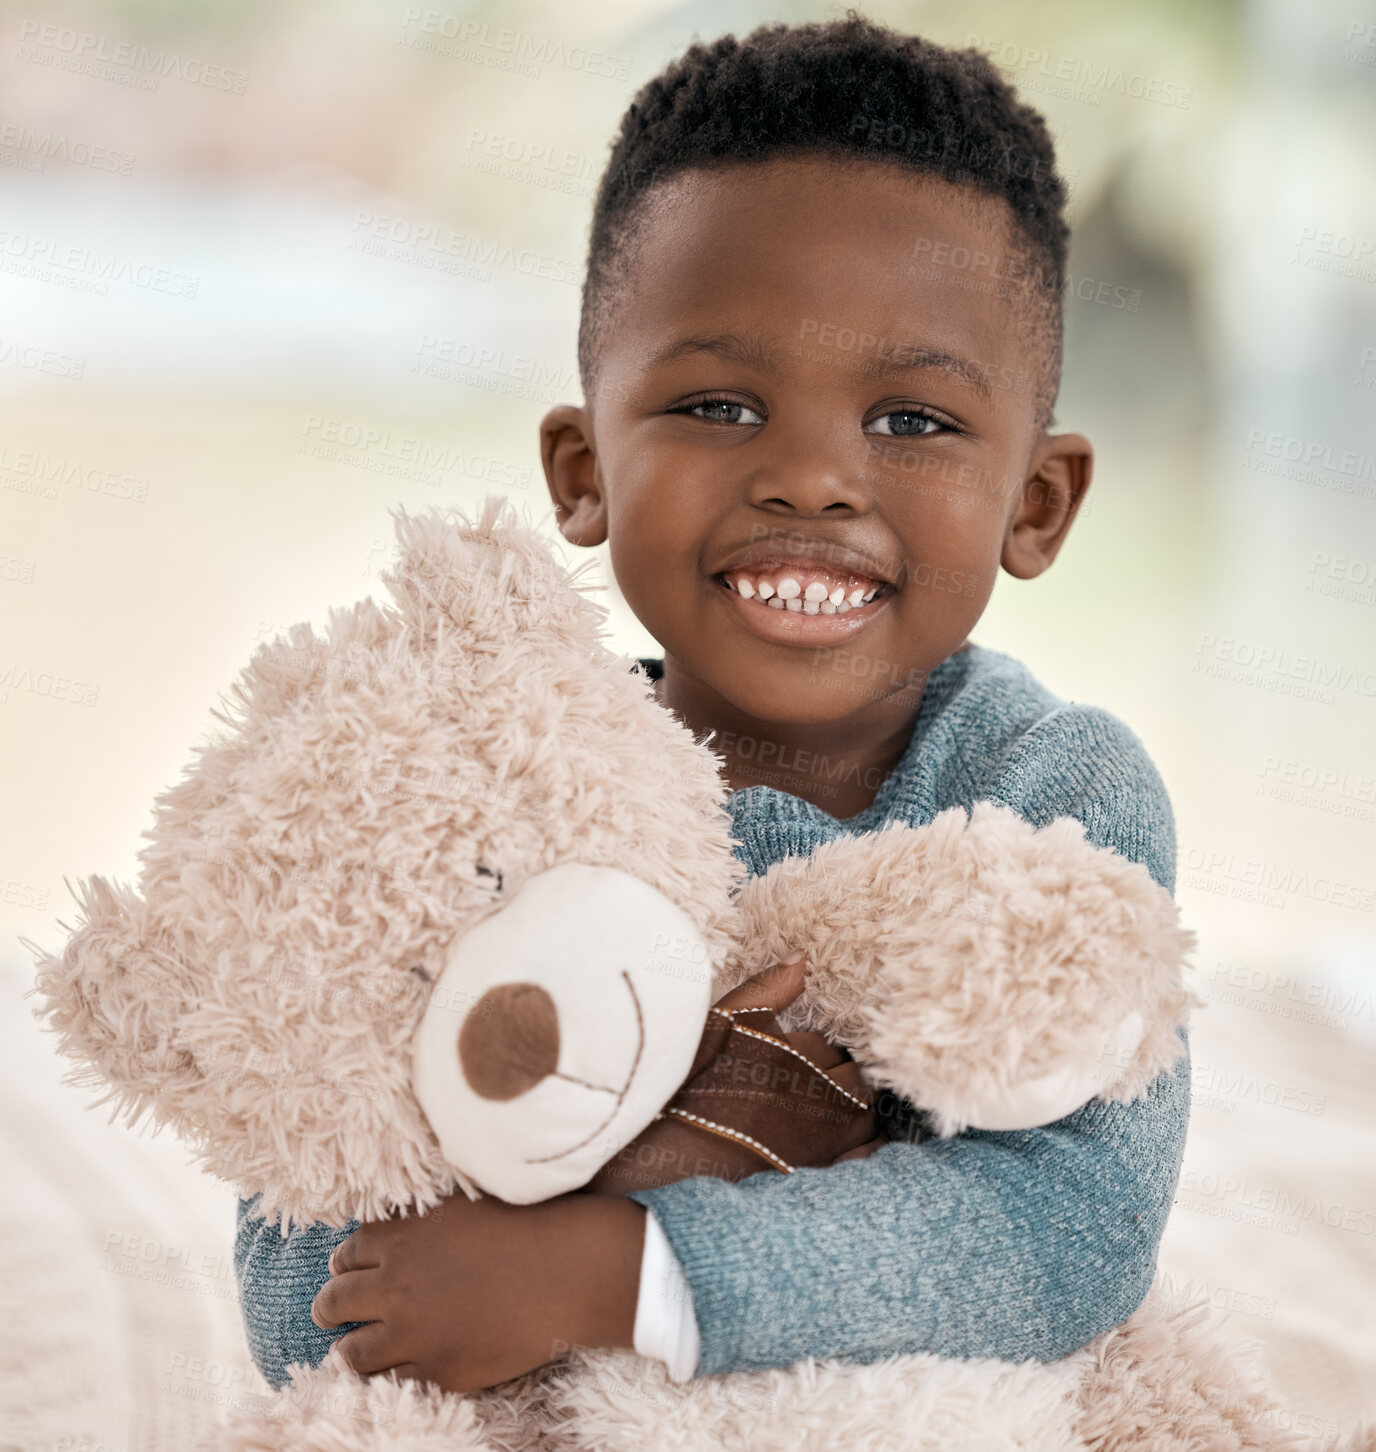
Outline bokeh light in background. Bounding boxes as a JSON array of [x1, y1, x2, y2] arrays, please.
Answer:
[[1, 0, 1372, 1444]]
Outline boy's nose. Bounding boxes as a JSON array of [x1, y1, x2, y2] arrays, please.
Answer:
[[743, 414, 875, 515], [746, 465, 872, 517], [457, 981, 561, 1100]]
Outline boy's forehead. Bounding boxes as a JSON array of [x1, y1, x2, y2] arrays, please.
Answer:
[[612, 156, 1029, 382], [650, 153, 1003, 242]]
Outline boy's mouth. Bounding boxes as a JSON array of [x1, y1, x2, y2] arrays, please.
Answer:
[[714, 566, 894, 615], [708, 563, 897, 645]]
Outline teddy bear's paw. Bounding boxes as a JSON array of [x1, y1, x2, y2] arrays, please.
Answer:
[[539, 1344, 1087, 1452], [195, 1355, 509, 1451], [737, 801, 1196, 1134]]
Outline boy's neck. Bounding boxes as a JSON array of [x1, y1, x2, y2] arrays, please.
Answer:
[[651, 657, 938, 819]]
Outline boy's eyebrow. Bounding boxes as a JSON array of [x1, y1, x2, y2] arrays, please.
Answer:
[[650, 331, 993, 401]]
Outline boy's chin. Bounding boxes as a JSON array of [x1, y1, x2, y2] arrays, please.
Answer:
[[701, 656, 929, 725]]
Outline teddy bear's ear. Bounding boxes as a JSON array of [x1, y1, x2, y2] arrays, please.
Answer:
[[23, 876, 201, 1132], [379, 495, 609, 653]]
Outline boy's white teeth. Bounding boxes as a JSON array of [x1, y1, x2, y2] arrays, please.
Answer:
[[721, 566, 887, 613]]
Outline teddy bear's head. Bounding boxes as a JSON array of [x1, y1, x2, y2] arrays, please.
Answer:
[[29, 499, 747, 1230]]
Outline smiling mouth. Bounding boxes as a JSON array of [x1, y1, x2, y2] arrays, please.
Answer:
[[712, 571, 897, 614]]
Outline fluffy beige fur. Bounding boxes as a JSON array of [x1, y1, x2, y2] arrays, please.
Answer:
[[26, 499, 1334, 1450], [32, 499, 745, 1232], [725, 806, 1198, 1135]]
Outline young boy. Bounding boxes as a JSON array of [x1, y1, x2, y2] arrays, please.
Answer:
[[236, 14, 1190, 1398]]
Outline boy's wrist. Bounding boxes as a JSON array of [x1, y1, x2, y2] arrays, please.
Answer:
[[554, 1194, 647, 1353]]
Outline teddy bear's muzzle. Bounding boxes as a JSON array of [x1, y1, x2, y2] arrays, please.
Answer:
[[410, 862, 718, 1206]]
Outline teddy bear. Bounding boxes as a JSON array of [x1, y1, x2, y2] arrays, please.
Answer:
[[28, 497, 1341, 1452]]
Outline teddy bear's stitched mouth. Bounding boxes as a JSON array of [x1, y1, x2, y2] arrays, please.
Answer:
[[520, 968, 646, 1167]]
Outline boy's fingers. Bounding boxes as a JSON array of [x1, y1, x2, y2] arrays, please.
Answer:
[[831, 1112, 882, 1159], [781, 1029, 846, 1071], [332, 1322, 405, 1377], [820, 1059, 872, 1103], [714, 952, 807, 1016], [312, 1267, 385, 1329], [329, 1228, 380, 1276], [822, 1065, 878, 1157], [832, 1134, 888, 1164], [389, 1362, 429, 1387]]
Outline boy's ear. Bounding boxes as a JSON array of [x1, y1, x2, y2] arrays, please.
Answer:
[[1002, 431, 1093, 580], [540, 404, 608, 548]]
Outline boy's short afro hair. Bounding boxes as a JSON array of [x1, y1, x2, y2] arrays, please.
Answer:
[[578, 11, 1071, 428]]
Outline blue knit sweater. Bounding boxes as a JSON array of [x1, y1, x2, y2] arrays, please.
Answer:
[[233, 642, 1190, 1386]]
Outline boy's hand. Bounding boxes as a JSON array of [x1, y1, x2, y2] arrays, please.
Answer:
[[311, 1190, 645, 1394], [581, 953, 888, 1196], [312, 952, 883, 1393]]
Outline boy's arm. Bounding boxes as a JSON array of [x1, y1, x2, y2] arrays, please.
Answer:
[[234, 1046, 1188, 1388], [625, 700, 1191, 1376], [628, 1035, 1189, 1374], [233, 1195, 365, 1390]]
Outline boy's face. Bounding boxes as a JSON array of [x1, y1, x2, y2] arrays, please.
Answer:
[[542, 154, 1091, 724]]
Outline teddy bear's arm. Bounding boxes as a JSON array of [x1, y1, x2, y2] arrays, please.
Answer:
[[727, 803, 1197, 1136]]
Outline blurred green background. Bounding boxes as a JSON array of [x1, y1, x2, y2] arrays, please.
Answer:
[[1, 0, 1373, 1443]]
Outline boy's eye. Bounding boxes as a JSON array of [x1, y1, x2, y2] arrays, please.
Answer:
[[669, 397, 957, 436], [673, 396, 765, 426], [867, 409, 951, 438]]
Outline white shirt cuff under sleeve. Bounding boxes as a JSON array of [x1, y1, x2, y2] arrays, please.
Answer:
[[632, 1206, 701, 1383]]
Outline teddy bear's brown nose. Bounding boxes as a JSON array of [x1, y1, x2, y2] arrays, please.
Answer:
[[458, 981, 561, 1100]]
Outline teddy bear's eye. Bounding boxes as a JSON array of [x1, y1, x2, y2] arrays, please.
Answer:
[[475, 864, 503, 891], [410, 964, 433, 984]]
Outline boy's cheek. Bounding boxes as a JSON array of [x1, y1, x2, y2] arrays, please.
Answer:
[[891, 562, 983, 598]]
